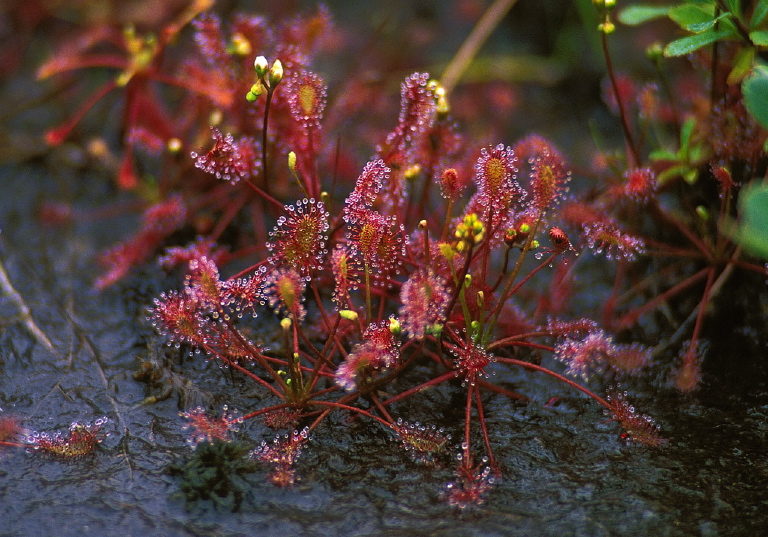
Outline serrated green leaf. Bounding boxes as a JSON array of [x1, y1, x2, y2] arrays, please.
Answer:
[[751, 0, 768, 28], [669, 4, 716, 32], [664, 27, 735, 56], [750, 29, 768, 46], [618, 5, 674, 26], [743, 64, 768, 129]]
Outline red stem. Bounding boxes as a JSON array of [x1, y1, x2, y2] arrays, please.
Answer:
[[494, 357, 612, 410]]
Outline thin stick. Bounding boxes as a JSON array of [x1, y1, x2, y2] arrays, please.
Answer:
[[440, 0, 519, 96], [0, 254, 55, 353]]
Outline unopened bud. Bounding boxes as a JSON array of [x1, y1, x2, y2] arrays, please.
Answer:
[[427, 323, 443, 337], [470, 320, 481, 334], [646, 42, 663, 62], [598, 21, 616, 34], [695, 205, 709, 221], [253, 55, 269, 78], [246, 80, 266, 102], [268, 59, 283, 87], [288, 151, 297, 172], [389, 317, 402, 336], [339, 309, 358, 321], [229, 33, 251, 56], [405, 165, 421, 181]]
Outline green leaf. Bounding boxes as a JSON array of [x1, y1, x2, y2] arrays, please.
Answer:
[[723, 0, 743, 19], [618, 5, 675, 26], [664, 27, 735, 56], [669, 4, 716, 32], [649, 149, 678, 161], [726, 181, 768, 259], [688, 13, 733, 33], [749, 29, 768, 46], [727, 47, 755, 84], [679, 117, 696, 153], [751, 0, 768, 28], [743, 64, 768, 129]]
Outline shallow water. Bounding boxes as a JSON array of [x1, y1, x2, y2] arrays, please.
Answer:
[[1, 161, 768, 537]]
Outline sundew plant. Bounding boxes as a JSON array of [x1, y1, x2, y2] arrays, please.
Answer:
[[3, 0, 768, 511]]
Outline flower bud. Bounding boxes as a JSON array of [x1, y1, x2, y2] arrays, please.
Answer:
[[246, 80, 266, 102], [268, 59, 283, 88], [253, 55, 269, 78], [389, 317, 402, 336], [598, 21, 616, 34]]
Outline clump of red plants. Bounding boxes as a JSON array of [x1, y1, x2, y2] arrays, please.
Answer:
[[8, 0, 768, 511]]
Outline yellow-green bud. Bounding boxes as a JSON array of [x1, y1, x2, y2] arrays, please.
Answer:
[[389, 317, 402, 336], [405, 164, 421, 181], [288, 151, 297, 172], [439, 242, 456, 262], [229, 33, 251, 56], [268, 59, 283, 87], [436, 89, 450, 116], [251, 80, 266, 96], [464, 274, 472, 288], [646, 42, 663, 62], [253, 55, 269, 78], [426, 323, 443, 337], [455, 212, 485, 251], [598, 21, 616, 34], [695, 205, 710, 221], [247, 80, 266, 102], [339, 309, 358, 321], [593, 0, 616, 9], [280, 317, 292, 331]]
